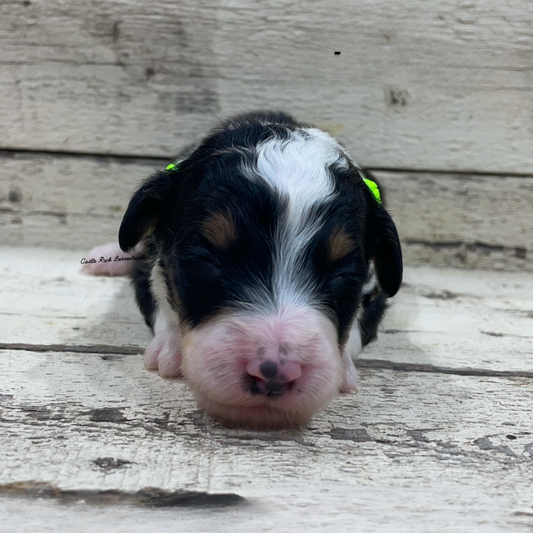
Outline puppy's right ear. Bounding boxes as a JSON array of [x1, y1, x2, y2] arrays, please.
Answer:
[[361, 170, 403, 298], [119, 170, 176, 252]]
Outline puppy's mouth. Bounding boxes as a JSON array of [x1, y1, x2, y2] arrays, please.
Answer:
[[193, 374, 322, 430]]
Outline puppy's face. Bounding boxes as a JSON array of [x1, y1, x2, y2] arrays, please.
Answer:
[[119, 124, 402, 429]]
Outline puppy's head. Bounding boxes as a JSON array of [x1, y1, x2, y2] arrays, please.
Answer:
[[119, 120, 402, 429]]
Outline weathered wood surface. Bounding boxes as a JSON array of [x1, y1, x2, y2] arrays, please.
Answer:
[[1, 0, 533, 172], [0, 151, 160, 250], [1, 247, 532, 373], [1, 246, 533, 531], [1, 152, 532, 271], [379, 172, 533, 271], [1, 354, 533, 532]]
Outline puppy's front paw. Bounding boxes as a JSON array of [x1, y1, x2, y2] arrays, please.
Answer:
[[144, 328, 183, 379], [339, 350, 359, 393]]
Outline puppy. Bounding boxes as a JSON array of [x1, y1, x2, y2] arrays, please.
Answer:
[[85, 111, 402, 429]]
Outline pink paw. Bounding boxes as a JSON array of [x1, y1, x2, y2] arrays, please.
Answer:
[[144, 329, 183, 379], [339, 351, 359, 393], [81, 242, 145, 277]]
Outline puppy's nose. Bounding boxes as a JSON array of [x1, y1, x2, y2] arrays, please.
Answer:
[[258, 360, 278, 379], [247, 359, 302, 382], [246, 359, 302, 396]]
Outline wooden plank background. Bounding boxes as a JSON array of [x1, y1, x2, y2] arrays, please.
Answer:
[[1, 0, 532, 171], [0, 0, 532, 270], [1, 152, 531, 270]]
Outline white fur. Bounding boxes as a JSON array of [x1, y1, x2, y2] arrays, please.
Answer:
[[242, 128, 350, 309], [344, 321, 364, 361], [145, 260, 183, 378], [181, 305, 344, 429], [362, 262, 377, 295], [340, 349, 359, 393], [150, 260, 179, 333]]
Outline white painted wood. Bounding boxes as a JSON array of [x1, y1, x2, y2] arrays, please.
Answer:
[[379, 172, 533, 249], [0, 211, 123, 251], [1, 246, 532, 530], [1, 247, 532, 373], [1, 480, 532, 533], [1, 0, 533, 172], [0, 152, 158, 250], [1, 153, 532, 270], [0, 246, 151, 347], [378, 172, 533, 271], [0, 153, 162, 215], [363, 265, 533, 371], [0, 350, 532, 532]]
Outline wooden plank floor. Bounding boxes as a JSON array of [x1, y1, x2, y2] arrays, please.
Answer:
[[1, 247, 532, 532]]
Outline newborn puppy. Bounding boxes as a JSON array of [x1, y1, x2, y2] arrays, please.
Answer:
[[89, 111, 402, 429]]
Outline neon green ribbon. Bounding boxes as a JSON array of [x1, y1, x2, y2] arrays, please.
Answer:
[[165, 159, 184, 172], [363, 177, 381, 204]]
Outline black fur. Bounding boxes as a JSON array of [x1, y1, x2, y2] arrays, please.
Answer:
[[130, 236, 157, 330], [359, 291, 388, 346], [118, 170, 176, 253]]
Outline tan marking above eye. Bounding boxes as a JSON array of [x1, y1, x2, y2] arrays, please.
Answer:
[[202, 210, 237, 248], [328, 225, 355, 262]]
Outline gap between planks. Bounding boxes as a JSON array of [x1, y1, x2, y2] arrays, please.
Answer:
[[2, 343, 533, 380], [3, 147, 533, 179]]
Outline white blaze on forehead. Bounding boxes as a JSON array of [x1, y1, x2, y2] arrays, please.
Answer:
[[242, 128, 350, 309], [254, 128, 348, 212]]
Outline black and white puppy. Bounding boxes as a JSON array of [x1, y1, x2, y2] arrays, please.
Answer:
[[85, 111, 402, 429]]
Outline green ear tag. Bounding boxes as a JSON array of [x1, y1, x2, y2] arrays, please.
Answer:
[[363, 177, 382, 204]]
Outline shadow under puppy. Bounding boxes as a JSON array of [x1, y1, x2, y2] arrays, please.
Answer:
[[84, 111, 402, 429]]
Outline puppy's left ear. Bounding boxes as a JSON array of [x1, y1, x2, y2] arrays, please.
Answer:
[[119, 169, 177, 252], [363, 173, 403, 297]]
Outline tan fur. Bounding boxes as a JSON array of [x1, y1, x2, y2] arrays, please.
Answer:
[[328, 225, 355, 262], [202, 210, 237, 248]]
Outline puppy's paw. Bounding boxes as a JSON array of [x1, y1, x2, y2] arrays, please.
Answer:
[[81, 242, 144, 276], [144, 328, 183, 379], [339, 350, 359, 393]]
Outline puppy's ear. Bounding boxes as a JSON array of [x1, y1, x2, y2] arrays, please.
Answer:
[[363, 172, 403, 297], [119, 170, 176, 252]]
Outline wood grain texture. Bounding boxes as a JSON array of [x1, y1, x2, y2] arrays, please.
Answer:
[[1, 351, 532, 532], [1, 247, 533, 531], [1, 0, 533, 172], [377, 171, 533, 270], [0, 151, 159, 249], [1, 247, 532, 373], [1, 489, 532, 533], [1, 152, 531, 270]]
